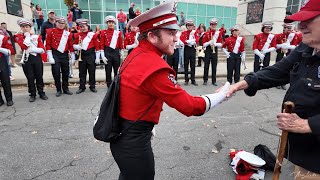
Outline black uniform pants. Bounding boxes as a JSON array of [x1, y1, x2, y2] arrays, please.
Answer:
[[275, 49, 292, 63], [104, 47, 120, 87], [226, 53, 241, 84], [111, 119, 155, 180], [184, 46, 196, 82], [22, 54, 45, 97], [254, 52, 271, 72], [203, 46, 218, 83], [79, 49, 96, 90], [0, 56, 12, 102], [51, 50, 70, 92], [167, 49, 179, 80]]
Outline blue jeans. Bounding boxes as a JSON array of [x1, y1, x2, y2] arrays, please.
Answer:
[[119, 22, 125, 35], [178, 48, 184, 68], [5, 55, 11, 76]]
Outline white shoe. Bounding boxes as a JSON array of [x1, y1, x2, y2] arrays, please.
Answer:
[[10, 76, 15, 81]]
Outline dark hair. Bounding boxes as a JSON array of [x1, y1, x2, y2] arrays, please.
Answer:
[[138, 29, 161, 41], [197, 23, 206, 32], [261, 26, 273, 32], [286, 11, 292, 15], [1, 22, 6, 25]]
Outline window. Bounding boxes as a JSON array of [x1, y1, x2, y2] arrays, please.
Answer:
[[89, 0, 103, 11], [216, 6, 224, 18], [47, 0, 60, 9], [188, 3, 198, 16], [90, 11, 103, 24], [105, 0, 116, 11], [207, 5, 215, 17], [286, 0, 301, 13]]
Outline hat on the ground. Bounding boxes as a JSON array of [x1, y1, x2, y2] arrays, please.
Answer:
[[128, 1, 180, 33], [76, 19, 89, 26], [210, 18, 218, 25], [262, 21, 273, 27], [285, 0, 320, 23], [55, 16, 66, 23], [185, 19, 194, 26], [17, 18, 33, 27], [105, 15, 116, 23]]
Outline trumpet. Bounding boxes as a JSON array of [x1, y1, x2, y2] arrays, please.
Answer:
[[77, 36, 82, 61], [211, 35, 216, 53], [20, 49, 30, 64]]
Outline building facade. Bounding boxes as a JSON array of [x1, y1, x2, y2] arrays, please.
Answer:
[[29, 0, 238, 32]]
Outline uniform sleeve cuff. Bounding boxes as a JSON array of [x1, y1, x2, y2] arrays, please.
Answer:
[[308, 115, 320, 136]]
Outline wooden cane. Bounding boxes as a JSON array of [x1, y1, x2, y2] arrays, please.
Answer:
[[272, 101, 295, 180]]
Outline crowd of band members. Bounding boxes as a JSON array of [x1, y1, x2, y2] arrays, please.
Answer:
[[0, 11, 302, 106]]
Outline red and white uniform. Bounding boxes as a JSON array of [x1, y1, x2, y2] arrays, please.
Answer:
[[73, 31, 100, 51], [100, 28, 123, 50], [252, 32, 276, 51], [124, 31, 139, 50], [14, 34, 45, 55], [275, 32, 299, 50], [45, 28, 74, 53], [223, 36, 245, 54], [119, 40, 207, 124], [0, 35, 14, 58], [202, 29, 223, 49], [180, 30, 198, 46]]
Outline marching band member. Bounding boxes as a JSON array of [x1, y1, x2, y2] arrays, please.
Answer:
[[222, 25, 245, 84], [252, 21, 277, 72], [0, 28, 14, 106], [73, 19, 100, 94], [196, 24, 206, 67], [166, 32, 184, 80], [46, 16, 75, 97], [100, 15, 124, 88], [202, 18, 223, 86], [14, 18, 48, 102], [180, 19, 198, 86], [124, 24, 139, 55]]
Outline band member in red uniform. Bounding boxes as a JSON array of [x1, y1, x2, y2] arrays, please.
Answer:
[[0, 29, 14, 106], [222, 25, 245, 84], [100, 15, 124, 88], [14, 18, 48, 102], [72, 19, 100, 94], [124, 24, 139, 55], [219, 24, 227, 41], [110, 2, 231, 179], [166, 32, 183, 80], [46, 16, 75, 97], [202, 18, 223, 86], [196, 24, 206, 67], [180, 19, 198, 86], [252, 21, 277, 72]]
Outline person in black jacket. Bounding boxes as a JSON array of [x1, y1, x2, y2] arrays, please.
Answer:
[[70, 3, 83, 22], [222, 0, 320, 176], [128, 3, 136, 20], [40, 10, 55, 42]]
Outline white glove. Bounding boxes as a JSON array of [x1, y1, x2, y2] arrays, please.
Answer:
[[24, 32, 30, 37], [288, 45, 296, 50], [126, 43, 138, 50], [70, 52, 76, 65], [203, 40, 214, 48], [100, 50, 108, 64], [201, 82, 230, 112], [0, 47, 10, 56], [47, 50, 55, 64], [254, 49, 265, 60], [214, 42, 222, 48], [241, 52, 246, 61], [262, 47, 276, 54], [120, 49, 124, 59], [30, 47, 44, 54], [186, 39, 196, 46], [276, 43, 286, 49], [95, 51, 100, 64], [222, 48, 230, 58], [73, 44, 81, 50]]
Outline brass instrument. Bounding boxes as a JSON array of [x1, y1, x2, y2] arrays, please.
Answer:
[[77, 35, 82, 61], [281, 36, 288, 55], [211, 34, 216, 53], [20, 49, 29, 64]]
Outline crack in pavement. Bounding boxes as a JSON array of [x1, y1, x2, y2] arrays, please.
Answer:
[[25, 158, 83, 180], [90, 103, 99, 117], [93, 161, 115, 180], [258, 128, 280, 137]]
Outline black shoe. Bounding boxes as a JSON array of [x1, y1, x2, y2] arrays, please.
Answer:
[[90, 88, 97, 93], [56, 91, 62, 97], [0, 100, 4, 106], [184, 81, 188, 86], [7, 101, 13, 106], [196, 65, 201, 67], [40, 94, 48, 100], [203, 81, 207, 85], [63, 90, 73, 95], [276, 86, 281, 89], [212, 82, 218, 86], [281, 85, 286, 90], [76, 89, 85, 94], [29, 96, 36, 102], [191, 81, 198, 86]]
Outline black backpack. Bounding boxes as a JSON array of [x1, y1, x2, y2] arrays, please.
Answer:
[[254, 144, 276, 171]]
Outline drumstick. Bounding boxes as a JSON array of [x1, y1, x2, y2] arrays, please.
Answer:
[[272, 101, 295, 180]]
